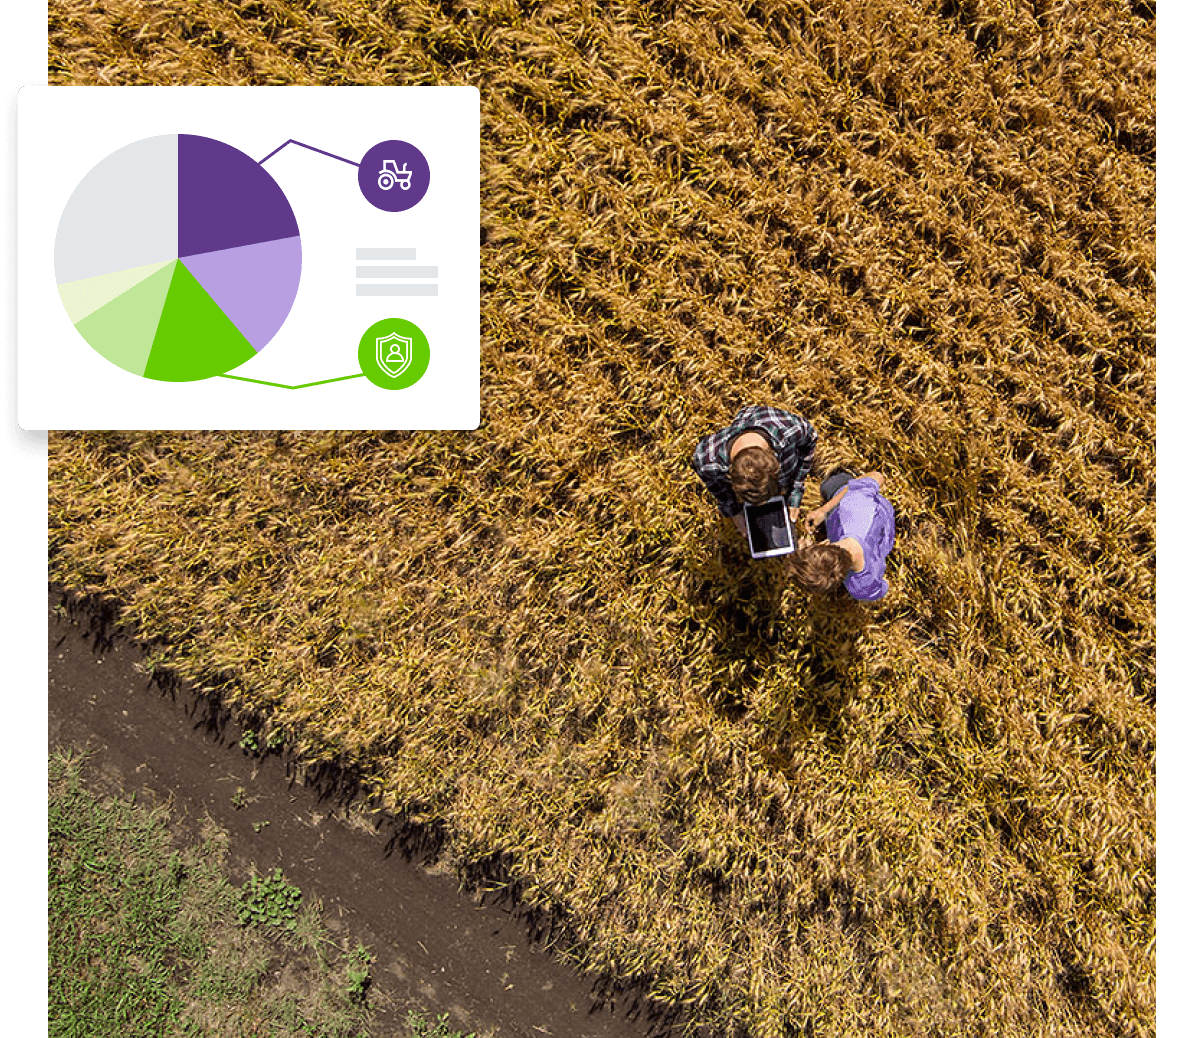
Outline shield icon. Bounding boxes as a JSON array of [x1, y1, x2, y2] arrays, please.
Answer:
[[376, 333, 412, 378]]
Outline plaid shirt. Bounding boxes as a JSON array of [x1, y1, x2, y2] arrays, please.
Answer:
[[691, 405, 817, 517]]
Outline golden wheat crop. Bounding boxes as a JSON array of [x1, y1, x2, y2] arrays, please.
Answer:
[[49, 2, 1155, 1036]]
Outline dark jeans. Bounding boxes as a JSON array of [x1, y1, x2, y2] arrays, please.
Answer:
[[818, 471, 855, 541]]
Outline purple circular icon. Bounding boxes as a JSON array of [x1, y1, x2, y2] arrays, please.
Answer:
[[358, 140, 430, 213]]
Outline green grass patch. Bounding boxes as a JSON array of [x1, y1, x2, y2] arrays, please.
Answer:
[[49, 747, 376, 1038]]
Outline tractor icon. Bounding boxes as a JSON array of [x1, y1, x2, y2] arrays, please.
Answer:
[[377, 159, 413, 191]]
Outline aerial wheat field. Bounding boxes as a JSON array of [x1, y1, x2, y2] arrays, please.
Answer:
[[48, 1, 1154, 1036]]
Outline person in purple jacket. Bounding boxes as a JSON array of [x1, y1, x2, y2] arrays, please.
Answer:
[[788, 470, 895, 601]]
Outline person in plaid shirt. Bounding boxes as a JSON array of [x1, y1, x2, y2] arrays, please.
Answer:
[[691, 404, 818, 536]]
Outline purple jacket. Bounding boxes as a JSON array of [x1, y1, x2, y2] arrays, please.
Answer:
[[826, 477, 895, 601]]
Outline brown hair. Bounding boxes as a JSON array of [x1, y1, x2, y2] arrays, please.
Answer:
[[729, 445, 780, 505], [788, 543, 855, 592]]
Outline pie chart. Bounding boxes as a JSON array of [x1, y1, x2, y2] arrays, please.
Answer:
[[54, 134, 302, 382]]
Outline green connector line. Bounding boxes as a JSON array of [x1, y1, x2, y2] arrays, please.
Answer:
[[218, 373, 366, 390]]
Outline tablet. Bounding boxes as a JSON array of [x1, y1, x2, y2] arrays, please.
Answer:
[[744, 496, 796, 558]]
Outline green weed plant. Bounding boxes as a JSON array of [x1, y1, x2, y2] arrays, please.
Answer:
[[237, 868, 303, 931]]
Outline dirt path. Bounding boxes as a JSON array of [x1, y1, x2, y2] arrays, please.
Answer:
[[48, 590, 693, 1038]]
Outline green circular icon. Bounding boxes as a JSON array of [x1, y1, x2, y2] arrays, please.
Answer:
[[357, 318, 430, 390]]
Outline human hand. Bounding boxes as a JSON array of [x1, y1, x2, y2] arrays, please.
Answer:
[[789, 506, 800, 524], [804, 508, 826, 533], [732, 512, 748, 537]]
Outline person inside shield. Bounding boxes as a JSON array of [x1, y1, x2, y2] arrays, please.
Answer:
[[386, 342, 404, 363], [788, 469, 895, 601], [690, 405, 818, 537]]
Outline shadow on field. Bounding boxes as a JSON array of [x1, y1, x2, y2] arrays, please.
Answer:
[[679, 517, 872, 731]]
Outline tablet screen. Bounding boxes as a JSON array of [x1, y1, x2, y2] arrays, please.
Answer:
[[745, 498, 795, 557]]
